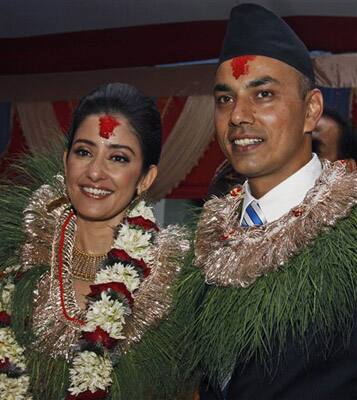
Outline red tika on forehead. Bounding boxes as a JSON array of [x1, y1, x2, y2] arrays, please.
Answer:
[[99, 115, 120, 139], [230, 55, 256, 79]]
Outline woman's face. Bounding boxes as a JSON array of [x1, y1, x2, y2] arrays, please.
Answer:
[[64, 114, 157, 225]]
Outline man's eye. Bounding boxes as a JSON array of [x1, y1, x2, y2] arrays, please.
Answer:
[[257, 91, 272, 99], [216, 95, 233, 105]]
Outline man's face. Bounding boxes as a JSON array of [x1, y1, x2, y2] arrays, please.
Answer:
[[312, 115, 341, 162], [214, 55, 321, 194]]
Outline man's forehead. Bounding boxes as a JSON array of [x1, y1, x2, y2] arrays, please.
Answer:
[[218, 55, 294, 73], [213, 76, 281, 93], [215, 56, 299, 87]]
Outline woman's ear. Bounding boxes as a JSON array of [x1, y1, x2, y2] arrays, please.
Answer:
[[137, 165, 158, 194], [63, 150, 68, 176], [304, 88, 324, 133]]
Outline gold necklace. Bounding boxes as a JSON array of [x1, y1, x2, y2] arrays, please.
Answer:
[[71, 246, 107, 282]]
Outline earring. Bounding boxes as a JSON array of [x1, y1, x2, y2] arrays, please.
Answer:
[[125, 189, 147, 216]]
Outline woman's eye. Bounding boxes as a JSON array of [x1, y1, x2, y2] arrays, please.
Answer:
[[111, 155, 129, 163], [74, 148, 91, 157], [257, 90, 273, 99]]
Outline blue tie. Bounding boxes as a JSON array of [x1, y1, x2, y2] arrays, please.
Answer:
[[241, 201, 266, 227]]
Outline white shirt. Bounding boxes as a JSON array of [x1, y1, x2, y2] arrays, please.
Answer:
[[240, 154, 322, 224]]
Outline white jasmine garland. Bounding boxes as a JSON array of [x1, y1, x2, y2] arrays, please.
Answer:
[[114, 224, 153, 263], [66, 199, 157, 397], [3, 265, 21, 275], [0, 328, 27, 370], [95, 263, 140, 293], [68, 351, 112, 395], [0, 197, 158, 398], [0, 283, 15, 314], [0, 374, 32, 400], [83, 292, 130, 339], [128, 200, 155, 222]]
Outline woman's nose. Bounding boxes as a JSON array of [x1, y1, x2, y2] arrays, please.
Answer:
[[86, 157, 107, 181]]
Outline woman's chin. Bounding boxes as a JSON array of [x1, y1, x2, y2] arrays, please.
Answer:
[[75, 209, 125, 224]]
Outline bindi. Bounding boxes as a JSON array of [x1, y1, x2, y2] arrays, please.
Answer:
[[230, 55, 256, 79], [99, 115, 120, 139]]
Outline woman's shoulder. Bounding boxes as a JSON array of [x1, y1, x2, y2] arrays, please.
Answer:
[[0, 149, 65, 269], [22, 174, 69, 271]]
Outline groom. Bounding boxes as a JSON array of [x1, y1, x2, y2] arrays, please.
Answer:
[[186, 3, 357, 399]]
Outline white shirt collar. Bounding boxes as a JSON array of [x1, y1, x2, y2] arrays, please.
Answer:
[[241, 154, 322, 223]]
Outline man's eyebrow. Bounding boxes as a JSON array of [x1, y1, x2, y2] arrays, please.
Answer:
[[245, 76, 280, 89], [213, 83, 233, 93]]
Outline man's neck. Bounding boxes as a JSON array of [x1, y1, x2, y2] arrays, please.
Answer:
[[240, 154, 322, 224], [248, 154, 312, 199]]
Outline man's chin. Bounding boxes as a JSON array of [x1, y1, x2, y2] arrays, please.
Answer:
[[229, 161, 258, 177]]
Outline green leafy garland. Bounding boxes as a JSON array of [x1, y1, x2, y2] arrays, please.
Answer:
[[0, 150, 189, 400], [174, 206, 357, 388]]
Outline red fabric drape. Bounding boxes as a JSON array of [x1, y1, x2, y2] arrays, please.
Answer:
[[2, 98, 219, 198], [166, 139, 225, 199], [3, 91, 356, 199], [1, 16, 356, 75], [52, 100, 78, 134]]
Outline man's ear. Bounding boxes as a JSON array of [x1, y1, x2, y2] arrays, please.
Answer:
[[137, 165, 158, 194], [304, 88, 324, 133]]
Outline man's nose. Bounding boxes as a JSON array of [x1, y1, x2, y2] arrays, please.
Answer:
[[230, 98, 254, 126]]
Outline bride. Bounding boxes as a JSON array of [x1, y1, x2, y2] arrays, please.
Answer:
[[0, 83, 188, 399]]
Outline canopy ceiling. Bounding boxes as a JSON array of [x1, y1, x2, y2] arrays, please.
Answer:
[[1, 0, 356, 38]]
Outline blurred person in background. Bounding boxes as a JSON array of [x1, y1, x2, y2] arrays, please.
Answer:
[[312, 108, 357, 171]]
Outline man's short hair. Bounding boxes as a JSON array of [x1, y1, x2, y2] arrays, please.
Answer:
[[298, 72, 314, 99]]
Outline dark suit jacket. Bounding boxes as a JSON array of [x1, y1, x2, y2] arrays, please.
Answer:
[[200, 322, 357, 400]]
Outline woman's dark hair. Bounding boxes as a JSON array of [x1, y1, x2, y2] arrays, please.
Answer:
[[323, 109, 357, 161], [67, 82, 162, 171]]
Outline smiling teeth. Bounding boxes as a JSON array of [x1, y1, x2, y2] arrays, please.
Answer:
[[234, 138, 263, 146], [83, 187, 111, 196]]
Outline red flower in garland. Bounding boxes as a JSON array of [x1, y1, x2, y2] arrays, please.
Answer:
[[108, 249, 151, 278], [131, 258, 151, 278], [82, 327, 118, 349], [66, 389, 108, 400], [89, 282, 134, 305], [0, 357, 10, 371], [63, 202, 158, 398], [292, 206, 305, 217], [0, 311, 11, 325], [125, 216, 159, 231], [230, 186, 242, 198]]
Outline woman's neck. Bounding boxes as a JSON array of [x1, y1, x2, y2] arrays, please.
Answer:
[[75, 218, 118, 254]]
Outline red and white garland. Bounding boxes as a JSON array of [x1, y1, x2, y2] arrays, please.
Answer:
[[0, 265, 32, 399], [0, 200, 159, 400]]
